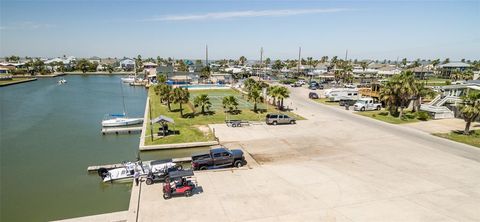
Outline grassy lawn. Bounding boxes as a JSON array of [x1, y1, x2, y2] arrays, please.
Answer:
[[434, 130, 480, 148], [355, 110, 425, 124], [0, 78, 34, 86], [145, 88, 303, 145], [312, 98, 339, 106], [424, 78, 450, 86]]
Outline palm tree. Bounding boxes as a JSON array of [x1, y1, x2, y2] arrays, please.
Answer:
[[276, 86, 290, 110], [401, 58, 408, 68], [458, 91, 480, 135], [462, 70, 474, 80], [320, 56, 329, 63], [200, 66, 211, 82], [243, 78, 257, 91], [412, 82, 435, 112], [267, 85, 279, 106], [239, 56, 247, 66], [380, 71, 416, 118], [156, 74, 167, 84], [222, 96, 239, 113], [247, 88, 263, 112], [451, 70, 463, 81], [193, 94, 212, 114], [173, 87, 190, 117], [157, 84, 174, 111]]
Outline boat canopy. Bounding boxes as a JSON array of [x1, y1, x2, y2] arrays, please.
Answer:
[[109, 113, 126, 117], [168, 170, 194, 179], [151, 115, 174, 124]]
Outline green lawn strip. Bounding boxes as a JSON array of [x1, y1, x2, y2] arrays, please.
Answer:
[[355, 110, 421, 124], [312, 98, 339, 106], [433, 130, 480, 148], [145, 88, 303, 145], [0, 78, 34, 86]]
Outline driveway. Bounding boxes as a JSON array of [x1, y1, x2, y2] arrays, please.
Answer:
[[135, 85, 480, 222]]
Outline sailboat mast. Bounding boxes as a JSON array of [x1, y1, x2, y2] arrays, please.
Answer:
[[120, 81, 127, 116]]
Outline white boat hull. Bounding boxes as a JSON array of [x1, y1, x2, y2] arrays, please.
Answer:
[[121, 77, 135, 83], [101, 118, 143, 127]]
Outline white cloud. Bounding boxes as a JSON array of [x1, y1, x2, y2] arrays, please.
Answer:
[[1, 22, 56, 30], [147, 8, 352, 22]]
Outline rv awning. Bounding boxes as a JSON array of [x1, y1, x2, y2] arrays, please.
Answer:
[[151, 115, 174, 124]]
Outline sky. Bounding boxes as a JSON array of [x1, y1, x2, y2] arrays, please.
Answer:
[[0, 0, 479, 61]]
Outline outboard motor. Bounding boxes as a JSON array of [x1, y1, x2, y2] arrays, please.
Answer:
[[97, 168, 109, 179]]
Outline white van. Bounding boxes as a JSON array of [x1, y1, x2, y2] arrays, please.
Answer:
[[327, 88, 360, 102]]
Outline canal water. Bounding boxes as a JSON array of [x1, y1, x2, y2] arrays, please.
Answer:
[[0, 75, 207, 221]]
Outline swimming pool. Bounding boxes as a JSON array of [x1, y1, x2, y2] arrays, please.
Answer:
[[180, 84, 230, 89]]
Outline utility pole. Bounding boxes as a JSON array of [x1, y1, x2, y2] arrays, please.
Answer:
[[298, 47, 301, 76], [260, 47, 263, 79], [205, 44, 209, 67]]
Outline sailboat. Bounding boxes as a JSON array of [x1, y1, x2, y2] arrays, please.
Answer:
[[101, 81, 143, 127]]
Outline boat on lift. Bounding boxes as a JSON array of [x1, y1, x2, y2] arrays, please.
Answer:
[[101, 113, 143, 127]]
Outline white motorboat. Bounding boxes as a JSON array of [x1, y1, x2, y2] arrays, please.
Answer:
[[101, 114, 143, 127], [57, 79, 67, 84], [121, 75, 136, 83], [98, 159, 178, 183]]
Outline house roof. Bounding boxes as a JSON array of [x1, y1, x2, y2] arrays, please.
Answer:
[[407, 67, 434, 73], [439, 62, 471, 68]]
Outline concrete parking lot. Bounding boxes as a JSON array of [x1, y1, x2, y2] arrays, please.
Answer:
[[134, 86, 480, 222]]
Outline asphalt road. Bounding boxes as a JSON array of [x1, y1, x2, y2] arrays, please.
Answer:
[[287, 86, 480, 162]]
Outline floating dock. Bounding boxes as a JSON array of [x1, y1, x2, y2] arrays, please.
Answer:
[[87, 157, 192, 172], [101, 126, 142, 135]]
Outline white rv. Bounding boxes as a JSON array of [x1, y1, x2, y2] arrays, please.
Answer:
[[326, 88, 360, 102]]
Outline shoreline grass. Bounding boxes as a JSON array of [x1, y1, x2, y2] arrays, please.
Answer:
[[0, 78, 36, 86], [433, 130, 480, 148]]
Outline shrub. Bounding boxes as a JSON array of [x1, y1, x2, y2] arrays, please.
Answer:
[[445, 80, 451, 85], [378, 112, 389, 116], [416, 111, 431, 121]]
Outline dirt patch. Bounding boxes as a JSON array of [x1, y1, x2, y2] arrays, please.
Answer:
[[251, 152, 304, 164], [195, 125, 211, 136]]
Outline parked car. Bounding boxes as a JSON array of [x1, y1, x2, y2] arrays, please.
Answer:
[[297, 79, 307, 85], [191, 147, 247, 170], [339, 99, 357, 107], [290, 82, 301, 87], [308, 84, 318, 90], [309, 92, 319, 99], [353, 98, 382, 111], [266, 113, 296, 125]]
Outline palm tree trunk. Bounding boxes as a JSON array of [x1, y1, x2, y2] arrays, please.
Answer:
[[464, 120, 471, 135], [399, 106, 404, 119], [179, 103, 183, 117], [201, 105, 205, 114], [253, 102, 257, 112], [167, 101, 171, 111], [281, 99, 284, 110]]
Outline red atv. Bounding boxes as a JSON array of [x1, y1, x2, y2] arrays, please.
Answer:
[[163, 170, 197, 199]]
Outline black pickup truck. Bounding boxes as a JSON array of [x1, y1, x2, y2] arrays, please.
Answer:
[[191, 147, 247, 170]]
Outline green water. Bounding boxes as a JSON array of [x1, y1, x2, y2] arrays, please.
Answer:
[[0, 76, 209, 221]]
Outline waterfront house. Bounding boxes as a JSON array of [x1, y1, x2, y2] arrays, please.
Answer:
[[143, 62, 158, 76], [0, 68, 13, 80], [88, 56, 102, 64], [407, 66, 434, 79], [119, 58, 135, 70], [420, 81, 480, 119], [376, 65, 402, 78], [438, 62, 471, 79]]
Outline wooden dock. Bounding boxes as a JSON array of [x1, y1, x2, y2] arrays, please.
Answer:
[[87, 157, 192, 172], [101, 126, 142, 135]]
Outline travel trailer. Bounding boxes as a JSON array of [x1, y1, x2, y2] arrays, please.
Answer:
[[326, 88, 360, 102]]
